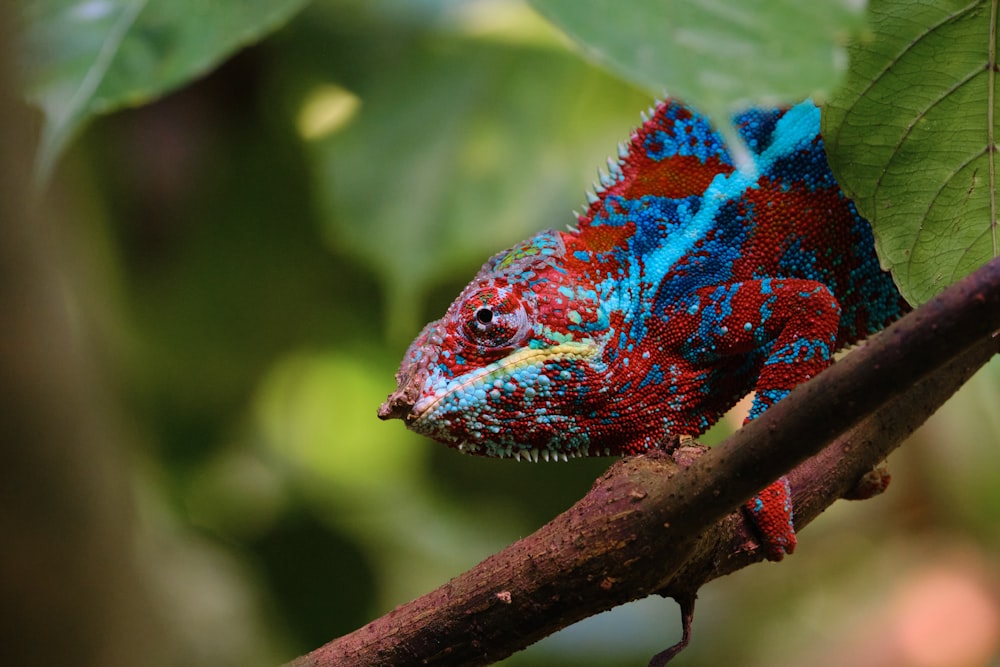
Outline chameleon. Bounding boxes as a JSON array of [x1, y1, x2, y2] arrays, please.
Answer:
[[378, 98, 909, 560]]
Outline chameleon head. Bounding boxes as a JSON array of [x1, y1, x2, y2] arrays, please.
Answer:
[[378, 229, 622, 460]]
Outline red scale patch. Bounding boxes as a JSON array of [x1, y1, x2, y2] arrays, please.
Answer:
[[623, 154, 731, 201]]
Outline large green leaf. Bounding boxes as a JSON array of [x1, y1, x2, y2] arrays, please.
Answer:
[[19, 0, 311, 187], [824, 0, 1000, 305], [528, 0, 864, 134]]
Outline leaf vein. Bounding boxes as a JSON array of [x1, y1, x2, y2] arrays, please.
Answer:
[[831, 0, 982, 156], [873, 64, 986, 213]]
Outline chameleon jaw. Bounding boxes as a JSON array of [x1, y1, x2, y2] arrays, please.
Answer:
[[408, 341, 601, 425], [379, 339, 603, 461], [377, 388, 419, 423]]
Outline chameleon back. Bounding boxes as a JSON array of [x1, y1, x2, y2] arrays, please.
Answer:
[[578, 100, 904, 348]]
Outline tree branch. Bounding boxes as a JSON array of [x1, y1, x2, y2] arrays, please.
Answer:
[[287, 257, 1000, 667]]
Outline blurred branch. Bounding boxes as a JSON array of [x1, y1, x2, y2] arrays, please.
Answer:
[[0, 5, 163, 666], [287, 257, 1000, 667]]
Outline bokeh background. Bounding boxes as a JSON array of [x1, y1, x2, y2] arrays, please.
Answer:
[[8, 1, 1000, 665]]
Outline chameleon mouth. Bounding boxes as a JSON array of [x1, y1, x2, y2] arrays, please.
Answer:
[[407, 341, 600, 424], [377, 393, 415, 422]]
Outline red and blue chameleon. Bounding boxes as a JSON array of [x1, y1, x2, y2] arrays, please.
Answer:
[[379, 99, 908, 560]]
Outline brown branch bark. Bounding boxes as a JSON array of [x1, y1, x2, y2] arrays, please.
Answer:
[[287, 257, 1000, 667]]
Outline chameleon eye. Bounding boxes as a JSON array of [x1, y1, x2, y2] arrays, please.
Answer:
[[460, 288, 529, 348], [475, 307, 493, 325]]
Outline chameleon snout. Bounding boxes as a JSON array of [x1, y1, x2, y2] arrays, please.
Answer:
[[378, 390, 417, 422], [379, 319, 448, 423]]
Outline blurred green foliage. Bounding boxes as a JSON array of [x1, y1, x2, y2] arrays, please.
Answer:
[[18, 0, 1000, 665], [531, 0, 864, 135]]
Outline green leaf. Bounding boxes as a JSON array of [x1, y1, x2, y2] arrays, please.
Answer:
[[528, 0, 864, 128], [19, 0, 311, 188], [824, 0, 1000, 305]]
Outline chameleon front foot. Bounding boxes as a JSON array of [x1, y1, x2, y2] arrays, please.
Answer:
[[744, 476, 796, 561]]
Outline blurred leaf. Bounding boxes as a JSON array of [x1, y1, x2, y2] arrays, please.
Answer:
[[824, 0, 999, 305], [256, 352, 428, 500], [19, 0, 310, 187], [254, 351, 526, 605], [309, 39, 649, 342], [528, 0, 864, 132]]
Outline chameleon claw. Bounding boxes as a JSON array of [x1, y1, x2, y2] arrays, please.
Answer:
[[744, 477, 797, 561]]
